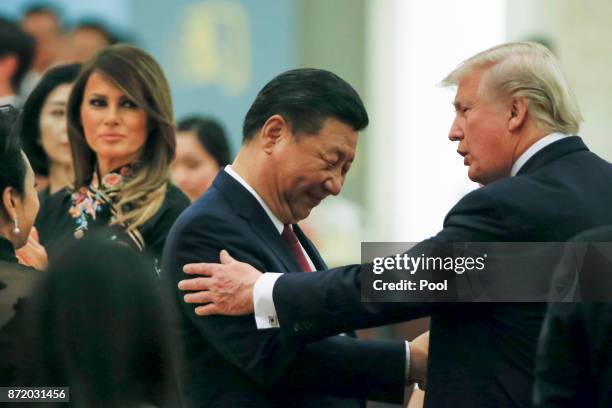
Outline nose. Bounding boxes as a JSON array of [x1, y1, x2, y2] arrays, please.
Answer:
[[448, 116, 463, 142], [324, 172, 343, 196], [103, 106, 120, 126], [59, 121, 69, 143]]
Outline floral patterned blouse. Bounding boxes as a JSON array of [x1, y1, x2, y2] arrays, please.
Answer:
[[35, 165, 190, 274]]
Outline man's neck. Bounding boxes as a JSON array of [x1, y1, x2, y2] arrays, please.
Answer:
[[232, 151, 288, 224], [511, 123, 549, 166]]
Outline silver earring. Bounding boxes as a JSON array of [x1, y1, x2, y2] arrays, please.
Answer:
[[13, 217, 20, 235]]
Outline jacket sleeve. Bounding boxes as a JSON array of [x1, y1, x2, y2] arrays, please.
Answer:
[[162, 211, 406, 404]]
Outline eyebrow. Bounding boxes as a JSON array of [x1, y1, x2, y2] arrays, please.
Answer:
[[87, 93, 108, 98], [452, 101, 464, 110]]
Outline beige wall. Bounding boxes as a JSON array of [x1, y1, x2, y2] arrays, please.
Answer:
[[507, 0, 612, 160]]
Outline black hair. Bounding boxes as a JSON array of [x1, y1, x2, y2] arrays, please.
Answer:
[[0, 18, 35, 93], [19, 63, 81, 176], [0, 105, 26, 201], [177, 115, 232, 167], [73, 19, 116, 44], [242, 68, 369, 142], [22, 3, 62, 21], [13, 235, 183, 407]]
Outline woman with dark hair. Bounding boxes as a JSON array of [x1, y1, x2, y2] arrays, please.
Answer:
[[0, 106, 43, 383], [20, 63, 81, 205], [13, 237, 183, 407], [172, 115, 232, 201], [36, 44, 190, 271]]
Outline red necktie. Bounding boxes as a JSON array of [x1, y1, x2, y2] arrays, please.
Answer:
[[281, 224, 313, 272]]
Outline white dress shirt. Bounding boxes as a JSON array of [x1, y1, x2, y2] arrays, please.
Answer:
[[224, 166, 316, 327]]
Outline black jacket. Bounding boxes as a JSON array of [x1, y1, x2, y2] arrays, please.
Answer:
[[272, 137, 612, 407], [162, 170, 406, 408]]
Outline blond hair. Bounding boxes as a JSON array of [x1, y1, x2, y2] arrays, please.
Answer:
[[441, 42, 582, 134], [67, 44, 175, 233]]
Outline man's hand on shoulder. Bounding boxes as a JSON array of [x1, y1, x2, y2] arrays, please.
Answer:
[[179, 250, 262, 316]]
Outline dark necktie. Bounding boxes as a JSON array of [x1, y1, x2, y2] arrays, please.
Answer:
[[281, 224, 313, 272]]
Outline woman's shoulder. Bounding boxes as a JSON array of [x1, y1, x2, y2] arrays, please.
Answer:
[[164, 183, 190, 208], [159, 183, 191, 218], [35, 187, 78, 242], [39, 187, 74, 214]]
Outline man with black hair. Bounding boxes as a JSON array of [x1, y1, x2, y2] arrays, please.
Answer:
[[163, 68, 425, 407], [0, 19, 35, 107], [20, 4, 63, 97], [178, 43, 612, 407], [68, 20, 114, 63]]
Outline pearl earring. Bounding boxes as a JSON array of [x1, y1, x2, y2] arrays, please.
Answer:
[[13, 217, 20, 235]]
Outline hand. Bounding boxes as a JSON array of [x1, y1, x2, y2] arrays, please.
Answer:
[[409, 330, 430, 389], [15, 227, 48, 271], [179, 250, 263, 316]]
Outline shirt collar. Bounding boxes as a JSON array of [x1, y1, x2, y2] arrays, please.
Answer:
[[511, 132, 571, 176], [224, 166, 285, 234]]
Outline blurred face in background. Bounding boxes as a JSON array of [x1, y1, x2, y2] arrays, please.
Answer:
[[172, 131, 221, 201], [80, 71, 148, 173], [40, 83, 73, 168], [70, 28, 111, 63], [21, 12, 61, 72]]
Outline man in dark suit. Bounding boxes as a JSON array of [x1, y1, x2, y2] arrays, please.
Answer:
[[178, 42, 612, 407], [163, 69, 420, 407], [534, 225, 612, 407]]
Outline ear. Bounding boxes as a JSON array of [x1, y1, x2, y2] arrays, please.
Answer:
[[260, 114, 289, 154], [508, 96, 528, 132], [1, 186, 18, 221]]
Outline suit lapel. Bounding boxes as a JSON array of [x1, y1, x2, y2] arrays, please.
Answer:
[[213, 170, 305, 273]]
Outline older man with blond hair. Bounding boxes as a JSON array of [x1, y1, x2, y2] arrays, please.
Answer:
[[178, 42, 612, 407]]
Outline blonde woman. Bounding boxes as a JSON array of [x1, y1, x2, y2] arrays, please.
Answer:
[[36, 45, 189, 272]]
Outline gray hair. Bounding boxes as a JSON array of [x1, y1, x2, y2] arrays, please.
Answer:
[[441, 42, 582, 134]]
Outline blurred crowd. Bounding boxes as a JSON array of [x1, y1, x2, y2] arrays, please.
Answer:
[[0, 4, 236, 407], [1, 3, 611, 408]]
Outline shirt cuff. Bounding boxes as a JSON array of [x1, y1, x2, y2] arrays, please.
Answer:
[[253, 272, 283, 329], [405, 340, 411, 383]]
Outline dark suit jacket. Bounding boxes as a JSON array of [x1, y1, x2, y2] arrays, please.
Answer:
[[271, 137, 612, 407], [534, 225, 612, 407], [162, 170, 406, 408]]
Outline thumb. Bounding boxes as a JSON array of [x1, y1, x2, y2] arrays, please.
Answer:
[[219, 249, 234, 264], [30, 226, 39, 242]]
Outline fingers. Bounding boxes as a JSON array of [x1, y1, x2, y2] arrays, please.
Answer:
[[183, 263, 215, 276], [30, 226, 39, 242], [183, 290, 213, 304], [219, 249, 234, 264], [28, 236, 44, 250], [178, 277, 211, 291], [195, 303, 219, 316]]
